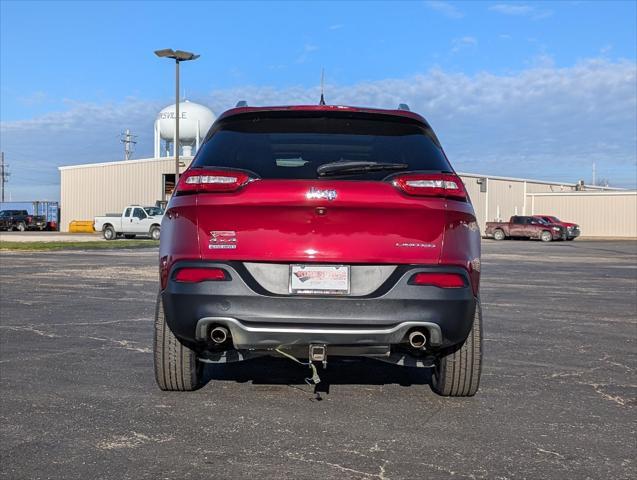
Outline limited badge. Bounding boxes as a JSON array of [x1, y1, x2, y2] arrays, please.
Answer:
[[395, 242, 436, 248]]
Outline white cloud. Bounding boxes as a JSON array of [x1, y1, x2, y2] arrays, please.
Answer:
[[296, 44, 319, 64], [451, 36, 478, 53], [17, 91, 49, 107], [489, 3, 553, 19], [490, 3, 533, 15], [424, 1, 464, 19], [528, 53, 555, 68], [328, 24, 344, 30], [0, 98, 162, 200], [1, 58, 636, 200]]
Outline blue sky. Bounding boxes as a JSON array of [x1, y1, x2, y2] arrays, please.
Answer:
[[1, 0, 636, 200]]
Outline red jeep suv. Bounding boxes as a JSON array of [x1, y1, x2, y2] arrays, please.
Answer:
[[155, 104, 482, 397]]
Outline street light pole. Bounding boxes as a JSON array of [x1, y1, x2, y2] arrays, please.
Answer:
[[175, 59, 180, 184], [154, 49, 200, 187]]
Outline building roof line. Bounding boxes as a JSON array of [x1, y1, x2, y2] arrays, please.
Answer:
[[456, 172, 623, 190], [58, 156, 194, 171], [56, 157, 624, 191], [527, 191, 636, 196]]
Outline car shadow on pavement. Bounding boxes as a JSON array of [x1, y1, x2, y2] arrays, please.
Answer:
[[201, 356, 432, 395]]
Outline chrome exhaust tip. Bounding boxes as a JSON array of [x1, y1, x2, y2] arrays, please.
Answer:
[[408, 331, 427, 349], [210, 326, 229, 344]]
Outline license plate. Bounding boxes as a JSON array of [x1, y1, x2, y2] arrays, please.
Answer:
[[289, 265, 350, 295]]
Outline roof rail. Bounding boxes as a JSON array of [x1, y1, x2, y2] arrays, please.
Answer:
[[397, 103, 410, 111], [235, 100, 248, 107]]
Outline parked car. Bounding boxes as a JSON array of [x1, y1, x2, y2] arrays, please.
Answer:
[[155, 103, 483, 397], [0, 210, 47, 231], [536, 215, 580, 240], [94, 205, 163, 240], [485, 215, 565, 242]]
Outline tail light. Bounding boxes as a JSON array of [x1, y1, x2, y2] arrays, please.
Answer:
[[392, 173, 466, 200], [27, 216, 33, 222], [175, 169, 253, 194], [174, 267, 228, 283], [409, 272, 466, 288]]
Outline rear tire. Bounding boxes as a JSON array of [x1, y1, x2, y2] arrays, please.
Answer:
[[493, 229, 505, 241], [150, 226, 160, 241], [431, 300, 482, 397], [154, 296, 201, 391], [16, 222, 26, 232], [103, 225, 116, 240], [540, 230, 552, 242]]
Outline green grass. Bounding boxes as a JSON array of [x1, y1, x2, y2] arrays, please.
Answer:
[[0, 240, 159, 251]]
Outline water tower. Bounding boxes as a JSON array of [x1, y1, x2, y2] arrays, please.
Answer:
[[154, 100, 215, 157]]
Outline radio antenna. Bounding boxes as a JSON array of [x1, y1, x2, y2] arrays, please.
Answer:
[[319, 68, 326, 105]]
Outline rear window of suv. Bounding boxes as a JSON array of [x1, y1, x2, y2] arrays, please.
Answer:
[[192, 112, 452, 180]]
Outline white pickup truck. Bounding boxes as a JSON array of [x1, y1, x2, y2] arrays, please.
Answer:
[[94, 205, 164, 240]]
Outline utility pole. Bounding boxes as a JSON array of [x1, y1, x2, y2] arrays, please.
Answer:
[[120, 129, 137, 160], [592, 162, 596, 186], [0, 152, 9, 203]]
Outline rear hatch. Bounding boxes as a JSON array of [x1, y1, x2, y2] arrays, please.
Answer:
[[177, 110, 466, 264]]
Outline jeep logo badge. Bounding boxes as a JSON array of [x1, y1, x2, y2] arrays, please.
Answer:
[[306, 187, 338, 201]]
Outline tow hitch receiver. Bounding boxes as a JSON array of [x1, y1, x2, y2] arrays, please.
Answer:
[[310, 344, 327, 368]]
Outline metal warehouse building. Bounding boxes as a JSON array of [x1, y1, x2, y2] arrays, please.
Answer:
[[58, 157, 636, 238]]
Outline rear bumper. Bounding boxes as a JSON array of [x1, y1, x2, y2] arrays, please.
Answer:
[[195, 317, 445, 348], [162, 262, 477, 352]]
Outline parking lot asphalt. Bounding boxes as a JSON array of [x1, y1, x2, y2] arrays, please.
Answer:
[[1, 240, 635, 480], [0, 231, 103, 242]]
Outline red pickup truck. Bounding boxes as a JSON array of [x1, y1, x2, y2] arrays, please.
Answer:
[[536, 215, 580, 240], [485, 216, 566, 242]]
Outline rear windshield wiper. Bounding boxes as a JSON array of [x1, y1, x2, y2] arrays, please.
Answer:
[[317, 161, 409, 177]]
